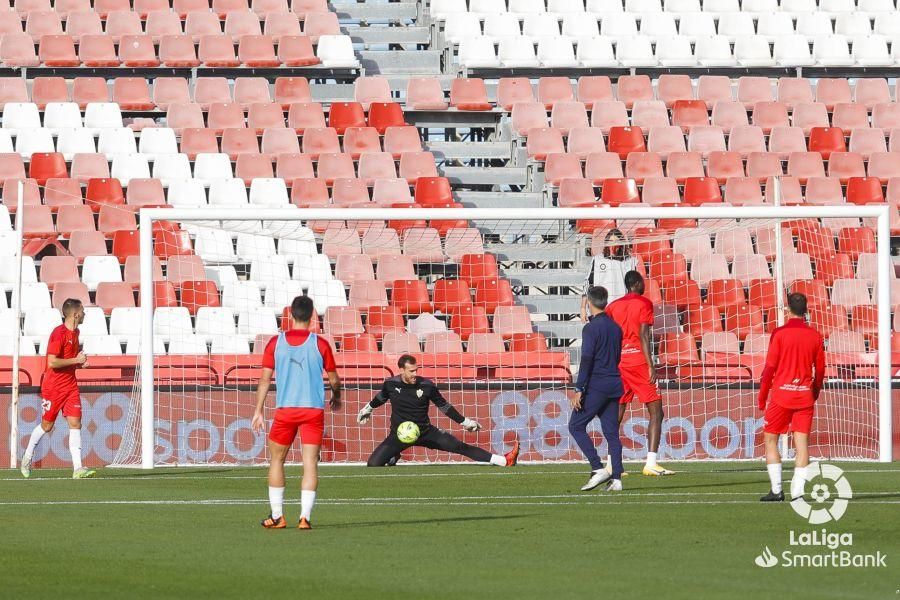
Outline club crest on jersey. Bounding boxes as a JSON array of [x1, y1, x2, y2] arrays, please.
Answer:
[[416, 389, 423, 398]]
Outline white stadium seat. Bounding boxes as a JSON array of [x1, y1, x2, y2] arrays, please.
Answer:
[[223, 281, 264, 311], [43, 102, 83, 133], [316, 35, 360, 68], [153, 307, 193, 338], [208, 179, 250, 206], [57, 128, 97, 159], [97, 127, 138, 156], [82, 255, 123, 290]]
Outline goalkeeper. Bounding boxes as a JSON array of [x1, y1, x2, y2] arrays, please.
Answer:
[[359, 354, 519, 467]]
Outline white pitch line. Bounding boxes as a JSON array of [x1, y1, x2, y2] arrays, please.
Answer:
[[0, 498, 898, 507], [2, 467, 899, 482]]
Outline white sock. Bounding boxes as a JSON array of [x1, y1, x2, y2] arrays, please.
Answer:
[[268, 486, 284, 519], [489, 454, 506, 466], [300, 490, 316, 521], [68, 428, 83, 471], [646, 451, 657, 468], [791, 466, 808, 500], [23, 425, 46, 462], [767, 463, 783, 494]]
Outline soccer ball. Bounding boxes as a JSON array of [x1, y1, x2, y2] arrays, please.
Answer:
[[396, 421, 420, 444]]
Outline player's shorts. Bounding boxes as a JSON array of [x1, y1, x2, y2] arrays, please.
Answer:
[[41, 388, 81, 422], [763, 403, 814, 435], [618, 362, 661, 404], [269, 407, 325, 447]]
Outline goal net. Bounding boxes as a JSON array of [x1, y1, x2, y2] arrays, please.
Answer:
[[111, 205, 893, 467]]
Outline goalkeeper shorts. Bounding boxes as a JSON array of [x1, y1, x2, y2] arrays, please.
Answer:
[[269, 408, 325, 447]]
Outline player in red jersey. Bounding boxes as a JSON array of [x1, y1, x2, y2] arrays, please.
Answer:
[[605, 271, 673, 476], [758, 293, 825, 502], [20, 298, 94, 479], [252, 296, 341, 530]]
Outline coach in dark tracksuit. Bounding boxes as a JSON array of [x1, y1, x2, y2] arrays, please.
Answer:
[[569, 285, 625, 491]]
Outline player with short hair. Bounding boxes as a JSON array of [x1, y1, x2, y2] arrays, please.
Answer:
[[358, 355, 519, 467], [570, 286, 625, 492], [21, 298, 94, 479], [605, 270, 673, 476], [252, 295, 341, 530], [758, 292, 825, 502]]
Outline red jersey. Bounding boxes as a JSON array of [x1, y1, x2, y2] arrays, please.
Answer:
[[758, 318, 825, 409], [42, 324, 80, 398], [606, 292, 654, 367], [262, 330, 337, 371]]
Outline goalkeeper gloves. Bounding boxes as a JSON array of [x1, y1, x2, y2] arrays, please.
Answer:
[[461, 418, 482, 432], [357, 404, 373, 424]]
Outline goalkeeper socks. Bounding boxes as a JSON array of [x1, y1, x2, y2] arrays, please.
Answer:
[[269, 486, 284, 519], [790, 466, 808, 500], [300, 490, 316, 521], [767, 463, 783, 494], [23, 425, 46, 462], [646, 452, 658, 468], [489, 454, 506, 466], [69, 429, 83, 471]]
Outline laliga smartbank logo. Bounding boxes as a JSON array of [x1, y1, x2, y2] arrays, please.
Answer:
[[790, 462, 852, 524], [754, 462, 887, 569]]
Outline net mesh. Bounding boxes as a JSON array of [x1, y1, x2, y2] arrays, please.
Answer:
[[111, 211, 882, 466]]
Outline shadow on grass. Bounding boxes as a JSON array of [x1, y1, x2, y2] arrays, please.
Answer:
[[319, 513, 540, 529]]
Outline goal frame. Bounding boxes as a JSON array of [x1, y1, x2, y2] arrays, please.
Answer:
[[136, 204, 895, 468]]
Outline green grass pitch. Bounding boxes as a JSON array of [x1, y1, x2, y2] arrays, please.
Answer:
[[2, 462, 898, 599]]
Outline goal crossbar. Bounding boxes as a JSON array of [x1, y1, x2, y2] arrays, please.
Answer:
[[137, 205, 894, 468]]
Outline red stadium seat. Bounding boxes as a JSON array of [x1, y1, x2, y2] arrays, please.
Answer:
[[44, 178, 83, 208], [238, 35, 279, 67], [846, 177, 885, 205], [390, 279, 432, 315], [615, 75, 651, 109], [68, 230, 107, 260], [672, 100, 709, 130], [682, 177, 722, 205], [85, 178, 125, 210], [837, 227, 876, 260], [29, 153, 67, 185], [112, 78, 154, 110], [277, 35, 320, 67], [662, 279, 701, 309], [56, 205, 95, 234], [790, 279, 828, 306], [328, 102, 366, 135], [450, 305, 489, 341], [39, 35, 79, 67], [450, 78, 492, 111], [198, 35, 240, 67], [274, 77, 311, 107], [473, 277, 514, 314], [813, 253, 854, 285], [705, 279, 746, 311], [492, 305, 532, 338], [607, 126, 645, 158], [180, 280, 221, 314], [365, 306, 404, 339], [600, 178, 639, 206], [95, 281, 136, 312], [368, 102, 406, 135], [724, 304, 764, 339], [576, 76, 613, 107], [288, 102, 326, 132], [111, 230, 140, 262], [624, 152, 663, 183], [432, 278, 472, 313]]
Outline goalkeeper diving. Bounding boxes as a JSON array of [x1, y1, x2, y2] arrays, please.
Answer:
[[358, 354, 519, 467]]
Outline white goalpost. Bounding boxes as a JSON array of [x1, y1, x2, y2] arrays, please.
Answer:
[[112, 204, 894, 469]]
